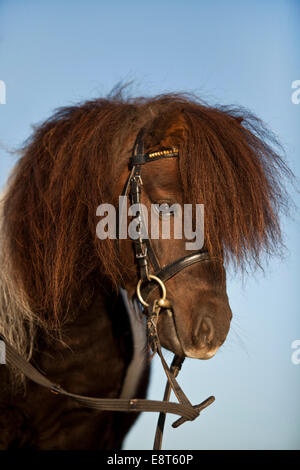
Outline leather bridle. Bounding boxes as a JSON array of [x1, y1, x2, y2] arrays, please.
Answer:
[[124, 128, 211, 301], [0, 129, 218, 450]]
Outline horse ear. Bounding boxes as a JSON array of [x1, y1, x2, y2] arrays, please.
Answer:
[[235, 116, 244, 124]]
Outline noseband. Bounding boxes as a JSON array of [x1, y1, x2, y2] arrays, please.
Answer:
[[1, 129, 217, 450]]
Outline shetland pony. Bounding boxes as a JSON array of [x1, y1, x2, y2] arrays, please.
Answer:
[[0, 90, 291, 449]]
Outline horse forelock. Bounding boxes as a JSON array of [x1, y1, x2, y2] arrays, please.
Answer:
[[177, 104, 292, 271]]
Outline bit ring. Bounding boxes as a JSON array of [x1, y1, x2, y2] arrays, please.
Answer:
[[136, 275, 166, 307]]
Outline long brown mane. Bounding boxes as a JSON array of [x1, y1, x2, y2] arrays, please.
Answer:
[[0, 88, 292, 360]]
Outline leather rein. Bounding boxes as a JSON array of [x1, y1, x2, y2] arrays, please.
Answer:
[[0, 130, 216, 450]]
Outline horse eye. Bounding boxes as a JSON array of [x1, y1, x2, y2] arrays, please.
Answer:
[[154, 203, 176, 217]]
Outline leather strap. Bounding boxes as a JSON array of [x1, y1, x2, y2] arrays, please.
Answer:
[[0, 335, 207, 424], [146, 300, 215, 449], [153, 356, 183, 450], [141, 251, 217, 300]]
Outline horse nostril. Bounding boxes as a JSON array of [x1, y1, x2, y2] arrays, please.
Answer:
[[203, 317, 214, 343], [194, 316, 214, 347]]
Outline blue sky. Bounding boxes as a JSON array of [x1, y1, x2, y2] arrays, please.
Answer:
[[0, 0, 299, 449]]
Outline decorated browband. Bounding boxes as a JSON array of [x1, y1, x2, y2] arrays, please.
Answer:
[[130, 147, 179, 166]]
